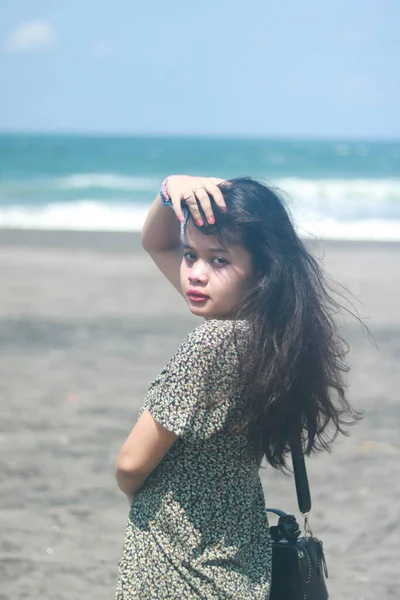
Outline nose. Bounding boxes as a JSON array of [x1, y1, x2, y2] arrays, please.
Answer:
[[188, 261, 209, 284]]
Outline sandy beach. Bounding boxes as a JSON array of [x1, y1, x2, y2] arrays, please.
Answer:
[[0, 229, 399, 600]]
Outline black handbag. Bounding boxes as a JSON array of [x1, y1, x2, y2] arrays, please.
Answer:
[[266, 445, 329, 600]]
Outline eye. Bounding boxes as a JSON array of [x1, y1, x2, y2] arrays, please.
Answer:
[[212, 257, 228, 266], [183, 252, 196, 262]]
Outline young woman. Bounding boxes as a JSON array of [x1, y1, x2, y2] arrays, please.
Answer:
[[114, 175, 363, 599]]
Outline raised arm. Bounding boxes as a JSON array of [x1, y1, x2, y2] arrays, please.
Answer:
[[141, 175, 226, 295], [141, 190, 183, 295]]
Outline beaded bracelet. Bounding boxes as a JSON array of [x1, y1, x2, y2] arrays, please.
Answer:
[[160, 177, 173, 206]]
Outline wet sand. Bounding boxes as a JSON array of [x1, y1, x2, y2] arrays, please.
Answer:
[[0, 229, 399, 600]]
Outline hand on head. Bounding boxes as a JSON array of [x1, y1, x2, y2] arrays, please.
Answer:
[[164, 175, 228, 226]]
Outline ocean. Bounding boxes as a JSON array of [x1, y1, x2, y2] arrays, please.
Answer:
[[0, 133, 399, 241]]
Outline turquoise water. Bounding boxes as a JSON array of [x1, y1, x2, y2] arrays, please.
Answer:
[[1, 133, 399, 240]]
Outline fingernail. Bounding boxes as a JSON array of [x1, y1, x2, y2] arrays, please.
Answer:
[[178, 215, 184, 222], [197, 218, 203, 226], [208, 217, 215, 224], [221, 207, 227, 213]]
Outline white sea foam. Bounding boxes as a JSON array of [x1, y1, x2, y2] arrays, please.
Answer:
[[276, 177, 400, 202], [3, 174, 399, 205], [56, 173, 158, 191], [1, 199, 400, 241], [49, 175, 400, 203], [274, 177, 400, 219], [0, 201, 149, 231], [0, 176, 399, 241], [297, 218, 400, 242]]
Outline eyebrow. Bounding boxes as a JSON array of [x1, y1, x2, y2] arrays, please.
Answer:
[[183, 243, 229, 254]]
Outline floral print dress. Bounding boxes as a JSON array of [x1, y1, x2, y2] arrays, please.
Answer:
[[115, 318, 272, 599]]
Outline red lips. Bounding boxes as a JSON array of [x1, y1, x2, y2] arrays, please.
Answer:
[[187, 288, 209, 300]]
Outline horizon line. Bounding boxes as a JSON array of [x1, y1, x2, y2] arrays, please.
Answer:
[[0, 129, 399, 144]]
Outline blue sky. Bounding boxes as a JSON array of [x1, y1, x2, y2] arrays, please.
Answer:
[[0, 0, 399, 138]]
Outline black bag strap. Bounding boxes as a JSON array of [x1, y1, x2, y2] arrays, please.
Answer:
[[291, 438, 312, 515], [290, 439, 315, 538], [267, 439, 314, 538]]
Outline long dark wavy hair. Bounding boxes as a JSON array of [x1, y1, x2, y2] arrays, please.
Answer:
[[183, 176, 371, 473]]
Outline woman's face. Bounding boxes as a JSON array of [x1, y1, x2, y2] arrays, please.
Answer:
[[180, 220, 257, 320]]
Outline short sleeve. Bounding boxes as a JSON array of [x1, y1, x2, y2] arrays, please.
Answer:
[[145, 319, 249, 441]]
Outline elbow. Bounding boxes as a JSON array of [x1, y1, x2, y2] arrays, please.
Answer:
[[115, 455, 150, 496], [115, 456, 137, 495], [115, 454, 138, 476]]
